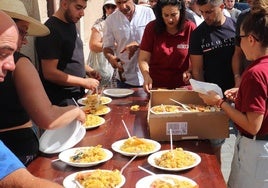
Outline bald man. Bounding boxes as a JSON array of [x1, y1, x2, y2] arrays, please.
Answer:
[[0, 10, 63, 188], [0, 10, 17, 82]]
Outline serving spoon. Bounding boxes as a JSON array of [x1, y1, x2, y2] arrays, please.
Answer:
[[169, 98, 191, 112]]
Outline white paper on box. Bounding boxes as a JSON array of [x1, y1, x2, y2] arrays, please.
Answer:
[[189, 79, 223, 98], [166, 122, 188, 135]]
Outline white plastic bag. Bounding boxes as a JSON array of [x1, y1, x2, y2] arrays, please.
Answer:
[[87, 51, 114, 86]]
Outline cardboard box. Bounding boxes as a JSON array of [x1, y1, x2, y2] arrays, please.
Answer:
[[148, 90, 229, 141]]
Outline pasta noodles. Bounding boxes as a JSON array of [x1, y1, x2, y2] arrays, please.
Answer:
[[84, 115, 104, 127], [154, 148, 196, 169], [75, 169, 122, 188], [150, 177, 197, 188], [120, 136, 155, 153], [70, 145, 106, 163]]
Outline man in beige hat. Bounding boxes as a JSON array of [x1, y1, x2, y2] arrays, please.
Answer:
[[0, 10, 64, 188], [36, 0, 101, 106]]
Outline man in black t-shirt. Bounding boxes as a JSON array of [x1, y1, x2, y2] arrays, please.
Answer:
[[36, 0, 100, 106], [188, 0, 236, 164]]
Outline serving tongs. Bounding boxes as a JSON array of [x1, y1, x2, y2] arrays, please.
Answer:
[[169, 98, 191, 112]]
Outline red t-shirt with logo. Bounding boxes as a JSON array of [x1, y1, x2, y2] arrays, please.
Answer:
[[140, 20, 196, 89]]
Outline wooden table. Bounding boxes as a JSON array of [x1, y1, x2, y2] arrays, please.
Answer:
[[27, 88, 227, 188]]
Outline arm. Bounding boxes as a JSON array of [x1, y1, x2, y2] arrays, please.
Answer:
[[199, 91, 263, 135], [190, 54, 204, 81], [13, 58, 85, 129], [40, 59, 99, 90], [138, 50, 152, 93], [232, 46, 244, 87], [120, 41, 140, 60], [0, 168, 63, 188], [89, 27, 103, 53], [103, 47, 123, 70]]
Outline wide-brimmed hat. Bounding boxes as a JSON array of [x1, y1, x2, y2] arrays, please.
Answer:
[[103, 0, 116, 6], [0, 0, 49, 36]]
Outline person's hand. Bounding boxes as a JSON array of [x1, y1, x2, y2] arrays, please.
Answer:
[[76, 107, 86, 124], [183, 70, 192, 84], [83, 78, 99, 90], [198, 91, 221, 106], [88, 70, 101, 81], [120, 41, 139, 60], [143, 73, 153, 93], [224, 88, 238, 102]]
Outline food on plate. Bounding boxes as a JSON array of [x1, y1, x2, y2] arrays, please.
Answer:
[[84, 115, 104, 128], [83, 95, 112, 105], [75, 169, 122, 188], [154, 148, 196, 169], [150, 177, 198, 188], [151, 104, 220, 114], [69, 145, 106, 163], [130, 105, 140, 111], [82, 105, 110, 115], [120, 136, 156, 153]]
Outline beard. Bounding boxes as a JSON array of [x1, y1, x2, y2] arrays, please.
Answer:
[[64, 9, 76, 23]]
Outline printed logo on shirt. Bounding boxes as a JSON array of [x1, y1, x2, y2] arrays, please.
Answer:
[[201, 37, 235, 53], [177, 44, 189, 49]]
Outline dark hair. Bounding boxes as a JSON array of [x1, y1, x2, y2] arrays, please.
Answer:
[[102, 6, 107, 20], [241, 12, 268, 47], [196, 0, 222, 6], [154, 0, 186, 34]]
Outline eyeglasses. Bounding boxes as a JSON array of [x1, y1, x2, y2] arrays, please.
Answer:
[[235, 34, 259, 44], [18, 28, 28, 40]]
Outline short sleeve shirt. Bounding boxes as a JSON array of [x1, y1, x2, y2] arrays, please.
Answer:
[[103, 5, 155, 86], [235, 56, 268, 136], [36, 17, 85, 105], [189, 17, 236, 92], [0, 140, 24, 180], [140, 20, 196, 88]]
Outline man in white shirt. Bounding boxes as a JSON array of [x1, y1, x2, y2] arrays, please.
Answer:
[[103, 0, 155, 88]]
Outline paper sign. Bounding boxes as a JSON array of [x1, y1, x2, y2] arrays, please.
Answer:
[[189, 79, 223, 98]]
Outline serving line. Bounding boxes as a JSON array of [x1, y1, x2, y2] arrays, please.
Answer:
[[27, 88, 226, 188]]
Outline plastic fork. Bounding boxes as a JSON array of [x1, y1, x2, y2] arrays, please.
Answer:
[[120, 153, 139, 174], [169, 98, 191, 112], [138, 166, 175, 186]]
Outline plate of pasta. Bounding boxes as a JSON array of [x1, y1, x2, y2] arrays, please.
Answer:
[[58, 145, 113, 167], [83, 114, 105, 129], [136, 174, 198, 188], [78, 96, 112, 106], [81, 105, 111, 116], [63, 169, 126, 188], [111, 137, 161, 157], [147, 148, 201, 171]]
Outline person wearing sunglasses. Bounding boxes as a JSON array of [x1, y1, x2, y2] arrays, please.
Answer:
[[199, 5, 268, 187], [139, 0, 196, 93]]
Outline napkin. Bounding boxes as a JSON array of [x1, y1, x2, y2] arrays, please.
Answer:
[[189, 79, 223, 98]]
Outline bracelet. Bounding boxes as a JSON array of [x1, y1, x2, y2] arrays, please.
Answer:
[[217, 98, 225, 108], [234, 74, 240, 78]]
